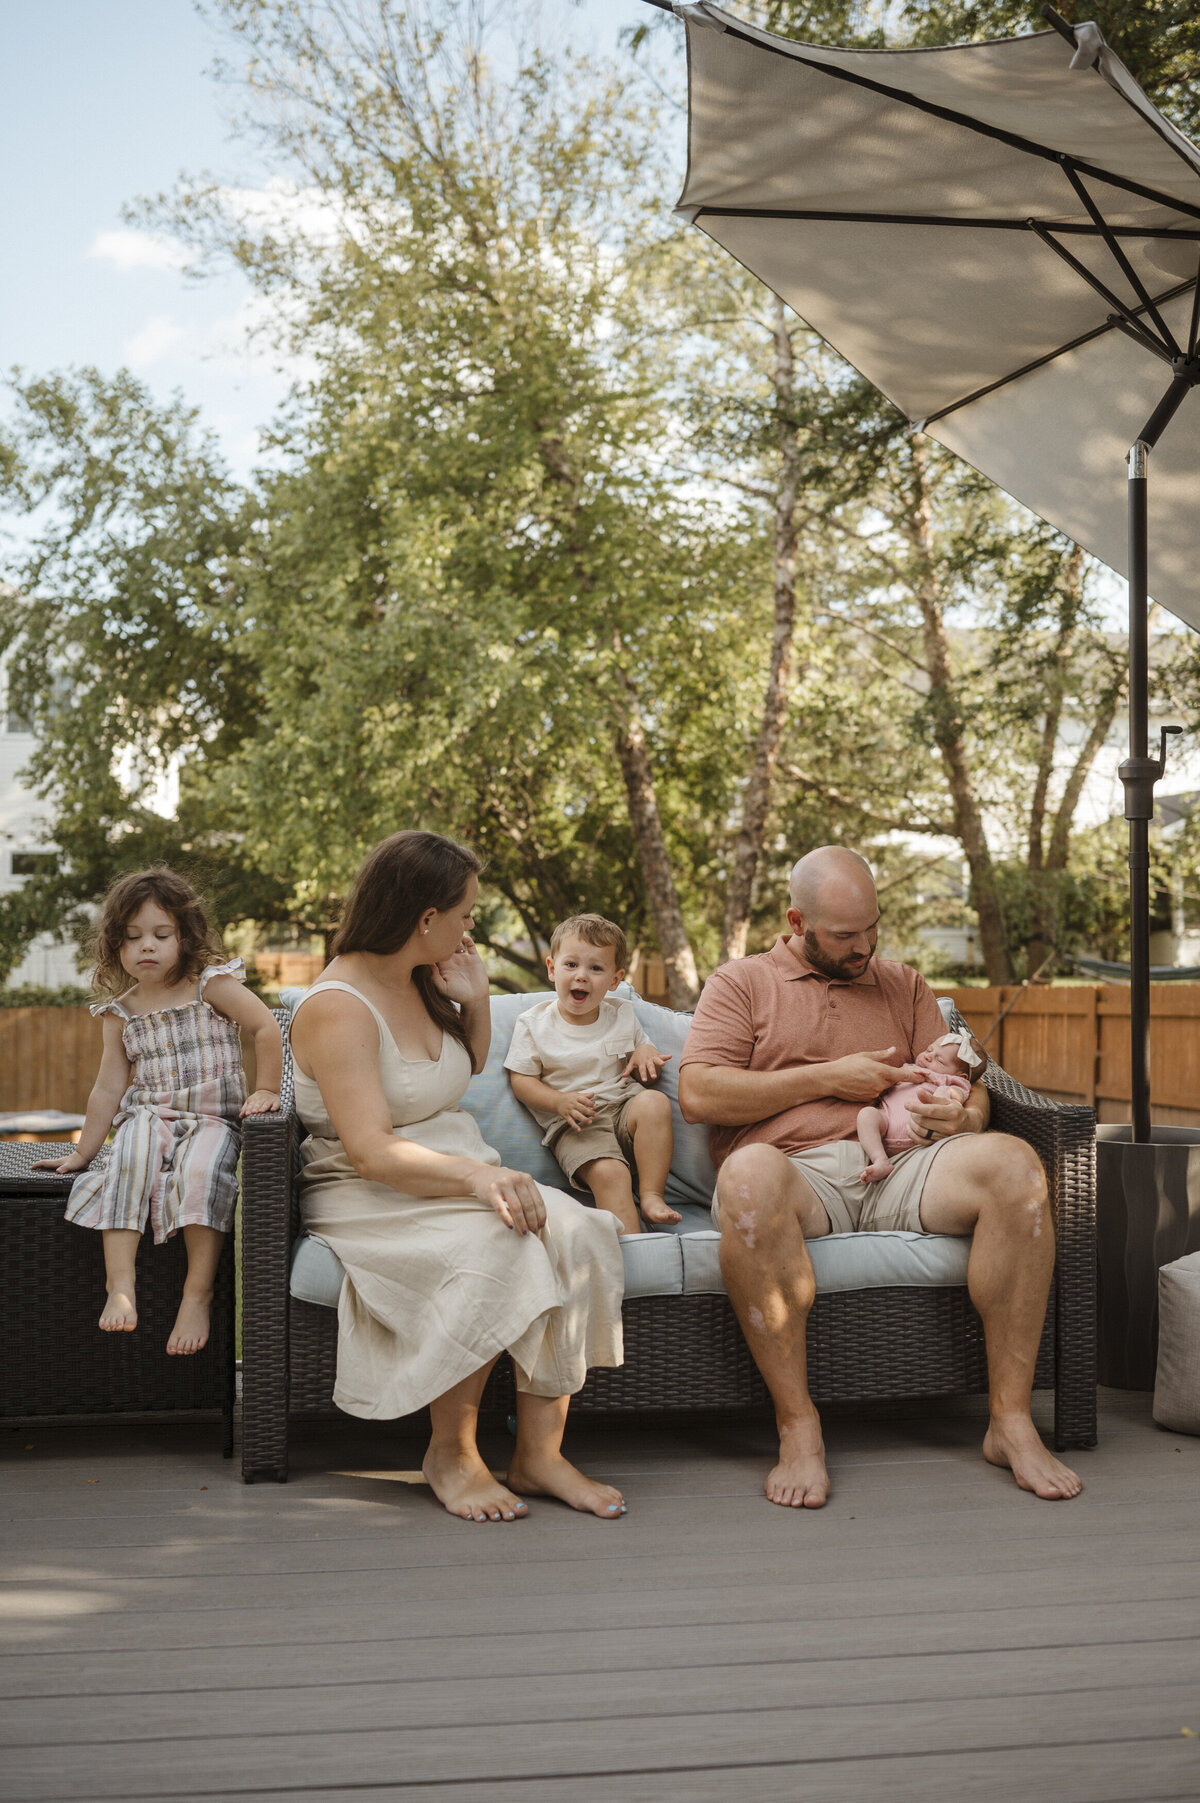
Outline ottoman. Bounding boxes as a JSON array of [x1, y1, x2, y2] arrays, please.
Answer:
[[1153, 1251, 1200, 1434]]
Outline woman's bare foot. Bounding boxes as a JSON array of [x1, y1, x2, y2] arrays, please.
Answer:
[[506, 1449, 626, 1518], [640, 1191, 682, 1226], [860, 1157, 894, 1183], [983, 1414, 1082, 1499], [766, 1414, 830, 1508], [166, 1290, 212, 1356], [422, 1445, 528, 1521], [99, 1287, 137, 1333]]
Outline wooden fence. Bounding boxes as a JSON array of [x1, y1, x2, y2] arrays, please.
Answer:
[[935, 984, 1200, 1127], [4, 981, 1199, 1126]]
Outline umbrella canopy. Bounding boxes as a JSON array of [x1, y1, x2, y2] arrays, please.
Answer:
[[670, 2, 1200, 629]]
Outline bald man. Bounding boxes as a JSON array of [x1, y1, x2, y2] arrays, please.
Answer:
[[679, 847, 1081, 1510]]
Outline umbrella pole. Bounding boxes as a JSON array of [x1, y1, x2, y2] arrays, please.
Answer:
[[1121, 373, 1195, 1140], [1123, 441, 1152, 1141]]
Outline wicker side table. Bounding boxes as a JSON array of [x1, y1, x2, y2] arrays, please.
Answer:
[[0, 1141, 236, 1451]]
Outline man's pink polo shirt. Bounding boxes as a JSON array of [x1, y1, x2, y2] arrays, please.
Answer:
[[679, 934, 945, 1168]]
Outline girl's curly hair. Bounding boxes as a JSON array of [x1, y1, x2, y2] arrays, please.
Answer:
[[91, 867, 222, 999]]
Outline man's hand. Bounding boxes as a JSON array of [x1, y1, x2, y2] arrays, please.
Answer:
[[624, 1045, 671, 1084], [823, 1047, 922, 1103], [556, 1089, 596, 1131], [907, 1084, 972, 1143]]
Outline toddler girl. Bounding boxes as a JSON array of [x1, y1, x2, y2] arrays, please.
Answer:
[[34, 867, 283, 1354], [857, 1028, 986, 1182]]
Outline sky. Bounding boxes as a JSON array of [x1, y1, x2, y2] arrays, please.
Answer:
[[2, 0, 660, 485]]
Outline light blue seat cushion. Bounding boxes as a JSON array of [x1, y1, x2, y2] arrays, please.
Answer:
[[677, 1229, 971, 1296], [289, 1225, 686, 1307], [289, 1223, 971, 1308]]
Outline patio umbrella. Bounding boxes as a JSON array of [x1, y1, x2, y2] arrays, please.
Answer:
[[650, 0, 1200, 1138]]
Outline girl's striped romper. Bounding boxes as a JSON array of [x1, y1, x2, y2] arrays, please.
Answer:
[[65, 959, 247, 1242]]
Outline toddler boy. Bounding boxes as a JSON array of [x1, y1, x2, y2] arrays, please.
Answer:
[[505, 914, 679, 1234]]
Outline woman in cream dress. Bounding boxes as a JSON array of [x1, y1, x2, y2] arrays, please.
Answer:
[[290, 830, 627, 1522]]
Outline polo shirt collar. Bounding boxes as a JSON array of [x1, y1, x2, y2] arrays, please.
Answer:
[[771, 933, 880, 988]]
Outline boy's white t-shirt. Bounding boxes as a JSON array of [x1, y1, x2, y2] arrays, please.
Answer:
[[504, 997, 649, 1133]]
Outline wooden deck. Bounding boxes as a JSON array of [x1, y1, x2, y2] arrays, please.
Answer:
[[2, 1389, 1199, 1802]]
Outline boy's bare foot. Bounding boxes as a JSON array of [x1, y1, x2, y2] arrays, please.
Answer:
[[766, 1414, 830, 1509], [506, 1449, 626, 1518], [860, 1157, 894, 1183], [983, 1414, 1082, 1499], [99, 1287, 137, 1333], [422, 1445, 527, 1521], [640, 1191, 682, 1226], [167, 1291, 212, 1356]]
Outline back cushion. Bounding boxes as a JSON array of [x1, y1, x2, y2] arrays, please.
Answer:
[[461, 988, 716, 1209]]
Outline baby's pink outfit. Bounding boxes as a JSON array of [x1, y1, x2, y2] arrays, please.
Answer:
[[877, 1050, 972, 1154]]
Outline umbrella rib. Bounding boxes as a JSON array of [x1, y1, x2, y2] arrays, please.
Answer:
[[713, 23, 1200, 227], [693, 207, 1200, 241], [920, 278, 1195, 429], [1058, 159, 1182, 355], [1189, 266, 1200, 357], [1026, 219, 1173, 352]]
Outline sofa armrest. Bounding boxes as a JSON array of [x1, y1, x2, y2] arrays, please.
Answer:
[[952, 1007, 1097, 1450], [240, 1105, 298, 1482]]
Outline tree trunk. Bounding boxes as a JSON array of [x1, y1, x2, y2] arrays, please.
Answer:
[[1026, 674, 1125, 973], [907, 438, 1015, 985], [720, 295, 803, 965], [1026, 548, 1080, 977], [610, 658, 701, 1011]]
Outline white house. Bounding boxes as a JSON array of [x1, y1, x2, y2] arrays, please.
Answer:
[[0, 656, 81, 988]]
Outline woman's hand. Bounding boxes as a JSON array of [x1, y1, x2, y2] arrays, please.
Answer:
[[241, 1090, 281, 1117], [471, 1165, 547, 1234], [431, 934, 490, 1007], [31, 1150, 89, 1174]]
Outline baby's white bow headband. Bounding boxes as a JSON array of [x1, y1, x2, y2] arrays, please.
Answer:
[[937, 1027, 983, 1070]]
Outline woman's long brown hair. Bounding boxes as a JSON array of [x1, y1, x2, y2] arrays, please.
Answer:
[[331, 831, 484, 1064]]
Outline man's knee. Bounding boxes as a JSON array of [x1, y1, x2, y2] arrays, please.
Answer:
[[716, 1145, 796, 1246], [972, 1133, 1049, 1228]]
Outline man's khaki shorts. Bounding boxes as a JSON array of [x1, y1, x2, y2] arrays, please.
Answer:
[[711, 1136, 954, 1236], [546, 1095, 638, 1190]]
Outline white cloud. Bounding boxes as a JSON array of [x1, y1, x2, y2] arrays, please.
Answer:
[[88, 228, 191, 273], [123, 314, 189, 368]]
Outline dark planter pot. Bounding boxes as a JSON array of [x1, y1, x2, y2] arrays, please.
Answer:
[[1096, 1125, 1200, 1390]]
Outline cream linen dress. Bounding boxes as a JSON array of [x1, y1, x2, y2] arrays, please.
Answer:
[[291, 982, 625, 1420]]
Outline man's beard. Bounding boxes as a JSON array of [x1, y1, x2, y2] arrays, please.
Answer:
[[803, 928, 873, 982]]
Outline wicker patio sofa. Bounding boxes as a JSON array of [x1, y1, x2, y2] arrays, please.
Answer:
[[239, 994, 1097, 1483]]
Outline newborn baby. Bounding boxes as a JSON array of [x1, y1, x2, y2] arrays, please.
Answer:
[[857, 1028, 987, 1182]]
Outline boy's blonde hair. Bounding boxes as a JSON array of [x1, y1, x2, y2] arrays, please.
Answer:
[[549, 913, 628, 972]]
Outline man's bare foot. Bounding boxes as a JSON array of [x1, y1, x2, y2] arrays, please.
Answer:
[[506, 1449, 626, 1518], [766, 1414, 830, 1509], [422, 1445, 528, 1521], [99, 1287, 137, 1333], [983, 1414, 1082, 1499], [860, 1157, 894, 1183], [640, 1191, 682, 1227], [166, 1291, 212, 1356]]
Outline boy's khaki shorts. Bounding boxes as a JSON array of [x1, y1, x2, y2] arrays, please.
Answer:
[[546, 1096, 638, 1190], [711, 1136, 954, 1236]]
